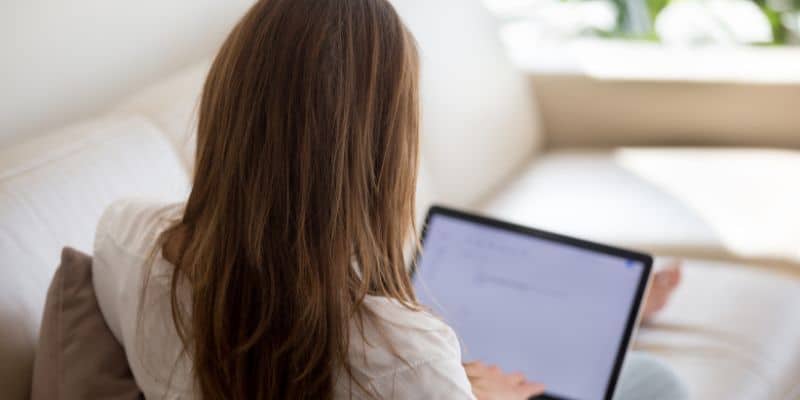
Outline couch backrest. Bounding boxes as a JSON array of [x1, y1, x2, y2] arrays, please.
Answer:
[[393, 0, 543, 208], [0, 116, 190, 400], [1, 0, 255, 148], [116, 0, 544, 213], [114, 61, 211, 173]]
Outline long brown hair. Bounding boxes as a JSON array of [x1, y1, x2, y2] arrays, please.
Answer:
[[157, 0, 420, 398]]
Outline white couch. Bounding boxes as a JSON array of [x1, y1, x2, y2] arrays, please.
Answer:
[[2, 0, 799, 399]]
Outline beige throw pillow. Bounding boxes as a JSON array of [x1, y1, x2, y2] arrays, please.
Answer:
[[31, 247, 142, 400]]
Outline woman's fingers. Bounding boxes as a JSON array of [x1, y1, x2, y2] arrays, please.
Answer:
[[464, 361, 545, 400], [463, 361, 487, 378], [517, 381, 546, 397], [507, 372, 526, 385]]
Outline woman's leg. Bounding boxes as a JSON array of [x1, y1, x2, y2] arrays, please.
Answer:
[[613, 352, 689, 400]]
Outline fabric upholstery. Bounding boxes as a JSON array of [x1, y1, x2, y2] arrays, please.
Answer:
[[482, 150, 722, 258], [483, 148, 800, 268], [0, 116, 189, 399], [392, 0, 542, 207], [114, 61, 211, 174], [31, 247, 142, 400], [617, 148, 800, 263], [636, 258, 800, 399]]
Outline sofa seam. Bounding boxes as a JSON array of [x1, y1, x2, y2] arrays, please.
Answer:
[[0, 116, 163, 181]]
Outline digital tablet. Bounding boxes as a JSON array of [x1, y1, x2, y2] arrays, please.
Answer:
[[412, 206, 652, 400]]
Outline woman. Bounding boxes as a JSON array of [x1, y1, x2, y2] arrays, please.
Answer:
[[92, 0, 686, 399]]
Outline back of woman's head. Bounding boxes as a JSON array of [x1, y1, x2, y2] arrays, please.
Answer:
[[165, 0, 420, 398]]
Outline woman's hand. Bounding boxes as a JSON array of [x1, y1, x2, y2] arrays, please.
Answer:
[[464, 361, 545, 400]]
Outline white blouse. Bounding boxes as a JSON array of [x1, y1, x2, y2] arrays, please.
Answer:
[[92, 199, 476, 399]]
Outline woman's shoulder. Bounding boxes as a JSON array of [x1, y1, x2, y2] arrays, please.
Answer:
[[94, 198, 184, 259], [362, 295, 457, 335], [92, 198, 184, 309], [343, 296, 474, 398], [92, 199, 193, 398], [355, 296, 462, 362]]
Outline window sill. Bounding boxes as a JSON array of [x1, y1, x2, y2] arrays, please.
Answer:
[[502, 32, 800, 85]]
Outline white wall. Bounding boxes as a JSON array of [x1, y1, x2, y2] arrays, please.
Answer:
[[0, 0, 255, 148]]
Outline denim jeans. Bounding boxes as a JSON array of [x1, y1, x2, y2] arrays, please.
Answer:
[[613, 352, 690, 400]]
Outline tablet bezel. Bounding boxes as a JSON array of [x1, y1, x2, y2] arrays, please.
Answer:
[[411, 205, 653, 400]]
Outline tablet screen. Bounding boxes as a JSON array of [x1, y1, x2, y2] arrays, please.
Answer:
[[414, 209, 650, 400]]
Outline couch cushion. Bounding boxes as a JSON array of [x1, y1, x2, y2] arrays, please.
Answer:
[[617, 148, 800, 263], [31, 248, 142, 400], [0, 116, 189, 400], [482, 148, 800, 267], [636, 258, 800, 399], [393, 0, 543, 208], [115, 61, 211, 174], [481, 150, 722, 258]]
